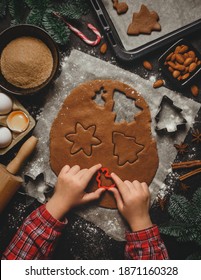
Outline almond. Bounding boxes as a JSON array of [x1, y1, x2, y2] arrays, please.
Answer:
[[191, 85, 199, 97], [143, 60, 153, 70], [100, 43, 107, 54], [179, 45, 189, 53], [167, 61, 177, 69], [172, 70, 180, 78], [184, 57, 193, 66], [175, 46, 181, 53], [171, 53, 176, 62], [181, 73, 190, 80], [166, 52, 174, 61], [175, 54, 184, 64], [174, 64, 186, 71], [168, 66, 174, 73], [189, 62, 197, 72], [188, 51, 196, 59], [153, 79, 164, 88]]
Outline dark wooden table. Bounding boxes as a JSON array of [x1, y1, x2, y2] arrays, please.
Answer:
[[0, 4, 201, 259]]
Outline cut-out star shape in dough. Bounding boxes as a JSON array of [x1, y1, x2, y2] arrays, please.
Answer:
[[66, 123, 101, 156], [127, 4, 161, 35]]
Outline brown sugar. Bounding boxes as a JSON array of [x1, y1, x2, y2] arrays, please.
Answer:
[[0, 36, 53, 89]]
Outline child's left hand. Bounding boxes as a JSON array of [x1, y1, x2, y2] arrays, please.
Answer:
[[46, 164, 105, 221]]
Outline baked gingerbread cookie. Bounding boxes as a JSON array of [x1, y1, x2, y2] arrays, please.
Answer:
[[50, 80, 159, 208], [127, 4, 161, 35], [112, 0, 128, 15]]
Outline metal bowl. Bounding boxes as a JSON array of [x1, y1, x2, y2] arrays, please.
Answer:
[[0, 24, 60, 95]]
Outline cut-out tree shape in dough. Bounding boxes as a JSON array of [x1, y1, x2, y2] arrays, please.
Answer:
[[50, 80, 158, 209], [113, 132, 144, 165], [66, 123, 101, 156], [127, 4, 161, 35]]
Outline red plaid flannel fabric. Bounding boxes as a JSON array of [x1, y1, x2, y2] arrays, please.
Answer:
[[2, 206, 168, 260], [2, 204, 66, 260], [125, 225, 169, 260]]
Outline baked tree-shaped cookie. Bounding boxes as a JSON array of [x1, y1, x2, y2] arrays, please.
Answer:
[[127, 4, 161, 35]]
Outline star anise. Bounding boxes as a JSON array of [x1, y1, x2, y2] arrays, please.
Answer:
[[192, 129, 201, 143], [157, 196, 167, 211], [180, 182, 190, 191], [174, 142, 189, 154]]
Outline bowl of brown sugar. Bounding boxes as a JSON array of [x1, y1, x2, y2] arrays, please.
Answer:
[[0, 24, 60, 95]]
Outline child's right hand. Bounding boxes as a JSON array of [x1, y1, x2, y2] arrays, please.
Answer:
[[109, 173, 153, 232]]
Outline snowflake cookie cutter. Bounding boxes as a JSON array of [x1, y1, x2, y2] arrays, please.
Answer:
[[96, 167, 116, 189], [155, 95, 187, 135]]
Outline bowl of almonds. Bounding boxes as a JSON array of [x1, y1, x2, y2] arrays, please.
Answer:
[[159, 39, 201, 88]]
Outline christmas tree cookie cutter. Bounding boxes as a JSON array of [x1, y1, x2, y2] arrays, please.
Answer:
[[155, 95, 187, 134]]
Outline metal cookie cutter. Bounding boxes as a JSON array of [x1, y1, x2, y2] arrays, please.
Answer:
[[155, 95, 187, 135]]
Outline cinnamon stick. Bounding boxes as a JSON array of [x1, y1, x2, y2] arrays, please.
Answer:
[[172, 160, 201, 170], [179, 167, 201, 181]]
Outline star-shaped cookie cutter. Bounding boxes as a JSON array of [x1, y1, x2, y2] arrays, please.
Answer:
[[155, 95, 187, 134], [96, 167, 116, 189]]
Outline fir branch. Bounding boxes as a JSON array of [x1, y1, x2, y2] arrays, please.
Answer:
[[160, 187, 201, 253], [8, 0, 26, 24], [73, 0, 90, 15], [42, 12, 70, 44], [26, 9, 44, 26], [0, 0, 7, 18], [168, 194, 192, 224], [55, 2, 83, 20], [24, 0, 51, 11], [0, 0, 90, 45]]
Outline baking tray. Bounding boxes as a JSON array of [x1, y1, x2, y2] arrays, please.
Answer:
[[90, 0, 201, 62]]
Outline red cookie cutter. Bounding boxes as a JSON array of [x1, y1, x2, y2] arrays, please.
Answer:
[[96, 167, 116, 189]]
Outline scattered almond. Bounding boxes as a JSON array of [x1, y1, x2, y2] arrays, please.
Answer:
[[100, 43, 108, 54], [143, 60, 153, 70], [153, 79, 164, 88], [191, 85, 199, 97]]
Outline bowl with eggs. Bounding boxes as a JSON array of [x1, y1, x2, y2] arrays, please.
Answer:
[[0, 24, 60, 95]]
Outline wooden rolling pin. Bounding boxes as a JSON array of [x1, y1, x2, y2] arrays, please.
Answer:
[[0, 136, 38, 213]]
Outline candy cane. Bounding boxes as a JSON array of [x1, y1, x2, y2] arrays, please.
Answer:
[[53, 12, 102, 46], [66, 22, 101, 46]]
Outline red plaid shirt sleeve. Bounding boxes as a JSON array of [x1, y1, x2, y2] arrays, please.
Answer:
[[1, 204, 67, 260], [125, 225, 169, 260]]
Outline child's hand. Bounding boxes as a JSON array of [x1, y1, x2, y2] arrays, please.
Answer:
[[46, 164, 105, 220], [109, 173, 153, 232]]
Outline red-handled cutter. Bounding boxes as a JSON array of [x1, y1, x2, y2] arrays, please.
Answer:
[[96, 167, 116, 189]]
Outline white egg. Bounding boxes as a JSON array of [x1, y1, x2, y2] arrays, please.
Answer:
[[0, 127, 12, 148], [0, 92, 13, 115]]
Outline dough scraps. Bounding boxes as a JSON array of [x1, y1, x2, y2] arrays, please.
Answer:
[[0, 36, 53, 89], [127, 4, 161, 35], [50, 80, 159, 209]]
